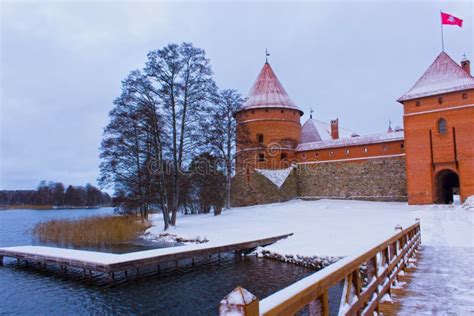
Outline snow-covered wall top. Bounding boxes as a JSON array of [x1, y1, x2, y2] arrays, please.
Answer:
[[297, 131, 404, 151], [398, 52, 474, 102], [255, 166, 295, 188], [301, 118, 356, 143]]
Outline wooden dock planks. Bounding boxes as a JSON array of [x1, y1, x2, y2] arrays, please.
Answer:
[[0, 233, 293, 275]]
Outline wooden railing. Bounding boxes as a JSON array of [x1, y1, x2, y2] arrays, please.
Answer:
[[220, 221, 421, 315]]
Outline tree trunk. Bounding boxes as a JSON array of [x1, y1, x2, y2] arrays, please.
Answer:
[[226, 158, 232, 209]]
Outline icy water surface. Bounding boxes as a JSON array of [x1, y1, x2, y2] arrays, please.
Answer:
[[0, 208, 341, 315]]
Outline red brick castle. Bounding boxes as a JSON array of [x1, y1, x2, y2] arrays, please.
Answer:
[[233, 52, 473, 205]]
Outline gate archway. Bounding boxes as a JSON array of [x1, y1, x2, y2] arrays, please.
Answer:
[[435, 169, 460, 204]]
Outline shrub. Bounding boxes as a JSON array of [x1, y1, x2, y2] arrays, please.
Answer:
[[32, 216, 150, 248]]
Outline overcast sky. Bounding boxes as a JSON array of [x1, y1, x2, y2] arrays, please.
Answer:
[[1, 1, 472, 190]]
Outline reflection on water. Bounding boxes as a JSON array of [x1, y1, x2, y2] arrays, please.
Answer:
[[0, 208, 341, 315]]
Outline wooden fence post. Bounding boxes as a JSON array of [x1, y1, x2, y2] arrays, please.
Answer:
[[219, 286, 259, 316]]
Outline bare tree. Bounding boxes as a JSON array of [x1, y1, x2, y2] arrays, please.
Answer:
[[145, 42, 217, 225], [204, 89, 244, 210], [99, 75, 149, 220]]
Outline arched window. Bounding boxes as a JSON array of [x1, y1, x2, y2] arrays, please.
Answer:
[[438, 118, 447, 134]]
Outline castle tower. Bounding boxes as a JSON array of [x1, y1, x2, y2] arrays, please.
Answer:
[[235, 62, 303, 171], [398, 52, 474, 204]]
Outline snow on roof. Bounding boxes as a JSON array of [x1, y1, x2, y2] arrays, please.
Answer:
[[255, 166, 295, 188], [398, 52, 474, 102], [296, 131, 404, 152], [301, 119, 356, 143], [239, 62, 303, 114]]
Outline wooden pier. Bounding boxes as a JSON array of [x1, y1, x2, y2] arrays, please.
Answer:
[[0, 233, 292, 279]]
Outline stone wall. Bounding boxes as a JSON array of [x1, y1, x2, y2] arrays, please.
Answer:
[[297, 157, 407, 201], [231, 169, 299, 207], [231, 156, 407, 206]]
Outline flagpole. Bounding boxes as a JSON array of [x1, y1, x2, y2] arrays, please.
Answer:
[[440, 10, 445, 51]]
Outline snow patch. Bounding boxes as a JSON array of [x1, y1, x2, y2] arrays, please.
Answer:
[[256, 248, 341, 269], [255, 166, 295, 188], [391, 280, 407, 289], [462, 196, 474, 211], [145, 232, 208, 244], [380, 293, 393, 303], [219, 287, 256, 316]]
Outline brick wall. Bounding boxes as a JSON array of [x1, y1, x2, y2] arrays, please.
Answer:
[[236, 108, 302, 170], [296, 140, 405, 163], [403, 90, 474, 204]]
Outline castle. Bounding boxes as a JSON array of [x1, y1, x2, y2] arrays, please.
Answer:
[[232, 51, 473, 206]]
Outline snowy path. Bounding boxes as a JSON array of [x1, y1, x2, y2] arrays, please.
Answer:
[[396, 246, 474, 315], [392, 204, 474, 315]]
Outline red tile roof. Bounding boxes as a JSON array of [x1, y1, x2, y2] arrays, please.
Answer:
[[398, 52, 474, 102], [239, 62, 303, 114]]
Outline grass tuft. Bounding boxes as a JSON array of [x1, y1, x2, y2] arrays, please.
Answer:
[[32, 216, 150, 249]]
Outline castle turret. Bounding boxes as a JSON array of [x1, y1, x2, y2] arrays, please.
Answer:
[[235, 62, 303, 171], [461, 54, 470, 75]]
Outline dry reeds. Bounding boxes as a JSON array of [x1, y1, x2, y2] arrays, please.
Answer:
[[32, 216, 150, 248]]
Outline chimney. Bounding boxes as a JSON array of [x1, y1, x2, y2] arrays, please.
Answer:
[[330, 118, 339, 139], [461, 55, 471, 76]]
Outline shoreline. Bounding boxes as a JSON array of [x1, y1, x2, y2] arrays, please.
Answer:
[[0, 205, 112, 211]]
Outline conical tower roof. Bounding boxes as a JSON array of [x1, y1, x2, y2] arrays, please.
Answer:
[[398, 51, 474, 102], [239, 62, 303, 115]]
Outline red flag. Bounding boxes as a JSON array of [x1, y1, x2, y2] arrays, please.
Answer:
[[441, 12, 463, 27]]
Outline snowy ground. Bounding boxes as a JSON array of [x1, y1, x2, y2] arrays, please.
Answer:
[[147, 199, 474, 312], [147, 199, 474, 258]]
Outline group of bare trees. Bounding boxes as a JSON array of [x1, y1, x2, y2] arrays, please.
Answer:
[[99, 43, 243, 230]]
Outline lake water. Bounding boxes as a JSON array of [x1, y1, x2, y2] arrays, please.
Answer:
[[0, 208, 341, 315]]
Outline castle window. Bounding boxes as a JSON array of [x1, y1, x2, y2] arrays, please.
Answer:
[[382, 145, 388, 151], [364, 147, 368, 153], [315, 152, 319, 157], [345, 149, 350, 155], [401, 142, 405, 149], [416, 101, 421, 106], [462, 93, 468, 99], [438, 118, 447, 134], [258, 153, 265, 162], [281, 110, 284, 113], [329, 151, 334, 156], [302, 154, 306, 159], [281, 153, 288, 160], [438, 97, 443, 104], [265, 109, 269, 112], [257, 133, 264, 143], [251, 110, 255, 114]]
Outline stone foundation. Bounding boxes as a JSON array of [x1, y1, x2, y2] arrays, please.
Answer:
[[231, 156, 407, 206], [231, 168, 299, 207]]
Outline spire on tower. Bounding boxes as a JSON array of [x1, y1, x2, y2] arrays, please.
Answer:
[[265, 48, 270, 63], [387, 120, 393, 133], [310, 107, 314, 119]]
